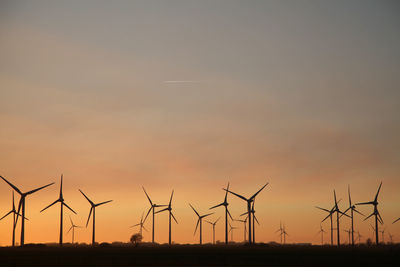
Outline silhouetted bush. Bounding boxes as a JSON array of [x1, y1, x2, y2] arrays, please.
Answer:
[[130, 233, 143, 247]]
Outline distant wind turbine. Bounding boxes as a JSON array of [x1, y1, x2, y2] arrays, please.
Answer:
[[130, 212, 148, 236], [79, 189, 112, 246], [210, 182, 233, 245], [234, 217, 248, 243], [0, 191, 25, 247], [228, 222, 238, 242], [40, 175, 76, 246], [205, 217, 220, 244], [142, 187, 167, 243], [356, 182, 383, 245], [189, 203, 213, 245], [341, 185, 364, 246], [224, 182, 269, 244], [155, 190, 178, 245], [316, 198, 342, 246], [275, 221, 283, 244], [316, 224, 326, 245], [0, 175, 54, 246], [67, 216, 82, 244]]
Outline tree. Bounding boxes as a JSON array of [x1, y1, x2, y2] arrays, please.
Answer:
[[130, 233, 143, 246]]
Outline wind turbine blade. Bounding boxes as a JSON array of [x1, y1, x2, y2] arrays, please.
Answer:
[[275, 228, 281, 233], [15, 198, 23, 225], [224, 189, 247, 202], [142, 187, 153, 205], [154, 204, 168, 207], [209, 203, 224, 210], [130, 223, 140, 228], [40, 199, 59, 212], [171, 212, 178, 224], [86, 207, 93, 227], [143, 207, 153, 223], [59, 174, 63, 198], [215, 217, 221, 224], [227, 208, 233, 220], [353, 209, 365, 217], [69, 215, 73, 226], [79, 189, 94, 205], [0, 175, 22, 194], [96, 200, 113, 207], [189, 203, 200, 217], [0, 210, 13, 221], [339, 211, 351, 218], [250, 182, 269, 200], [155, 207, 168, 214], [254, 215, 260, 225], [374, 182, 382, 202], [356, 201, 374, 205], [202, 212, 214, 218], [239, 212, 248, 217], [63, 202, 77, 214], [393, 218, 400, 224], [205, 220, 213, 225], [364, 213, 374, 221], [333, 190, 338, 206], [224, 182, 230, 202], [348, 185, 352, 207], [67, 226, 73, 234], [321, 213, 331, 223], [342, 207, 351, 216], [169, 190, 174, 206], [142, 225, 148, 232], [377, 212, 384, 225], [315, 206, 330, 213], [194, 219, 200, 235], [12, 190, 15, 210], [26, 182, 55, 195]]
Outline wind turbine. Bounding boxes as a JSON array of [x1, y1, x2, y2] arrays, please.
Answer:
[[0, 191, 25, 247], [130, 212, 148, 236], [205, 217, 220, 244], [316, 199, 342, 246], [189, 203, 213, 245], [228, 221, 238, 242], [343, 229, 351, 245], [240, 200, 260, 242], [40, 175, 76, 246], [316, 224, 326, 245], [275, 221, 283, 244], [155, 190, 178, 245], [356, 182, 383, 245], [234, 217, 247, 243], [356, 231, 363, 244], [393, 217, 400, 224], [79, 189, 112, 246], [224, 182, 269, 244], [282, 223, 288, 244], [388, 232, 394, 244], [341, 185, 364, 246], [380, 227, 386, 244], [0, 175, 54, 246], [67, 216, 82, 244], [210, 182, 233, 245], [332, 190, 349, 247], [142, 186, 167, 243]]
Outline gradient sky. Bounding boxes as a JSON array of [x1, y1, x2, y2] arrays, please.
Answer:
[[0, 0, 400, 246]]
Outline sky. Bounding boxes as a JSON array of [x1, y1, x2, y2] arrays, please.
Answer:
[[0, 0, 399, 246]]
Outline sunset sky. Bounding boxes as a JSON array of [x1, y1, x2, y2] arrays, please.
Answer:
[[0, 0, 399, 246]]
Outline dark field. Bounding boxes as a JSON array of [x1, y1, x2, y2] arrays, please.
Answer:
[[0, 244, 399, 267]]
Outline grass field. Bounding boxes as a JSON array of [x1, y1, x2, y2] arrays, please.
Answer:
[[0, 244, 399, 266]]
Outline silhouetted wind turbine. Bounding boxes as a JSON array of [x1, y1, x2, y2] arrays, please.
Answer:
[[0, 175, 54, 246], [67, 216, 82, 244], [356, 182, 383, 245], [155, 190, 178, 245], [40, 175, 76, 246], [316, 224, 326, 245], [393, 217, 400, 224], [380, 227, 386, 244], [0, 191, 25, 247], [275, 221, 283, 244], [228, 221, 238, 242], [130, 212, 148, 236], [282, 223, 288, 244], [240, 200, 260, 242], [189, 203, 213, 245], [356, 231, 363, 244], [316, 199, 342, 246], [388, 232, 394, 244], [332, 190, 349, 247], [224, 182, 269, 244], [205, 217, 220, 244], [210, 182, 233, 245], [343, 229, 351, 245], [234, 217, 247, 242], [79, 189, 112, 246], [341, 185, 364, 246], [142, 186, 167, 243]]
